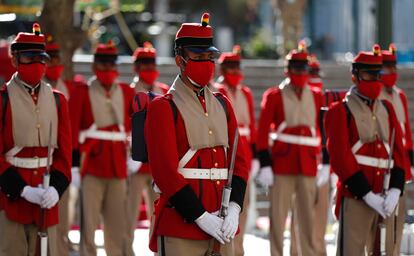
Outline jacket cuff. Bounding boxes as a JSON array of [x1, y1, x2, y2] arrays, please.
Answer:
[[169, 184, 206, 223], [50, 170, 70, 198], [230, 175, 247, 211], [258, 149, 272, 167], [408, 149, 413, 167], [322, 147, 330, 164], [344, 171, 371, 199], [251, 144, 257, 159], [389, 166, 405, 193], [0, 167, 27, 200], [72, 150, 80, 167]]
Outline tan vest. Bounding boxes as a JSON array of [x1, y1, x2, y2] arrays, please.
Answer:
[[345, 89, 389, 143], [169, 76, 228, 150], [379, 87, 405, 133], [88, 77, 124, 128], [280, 78, 316, 129], [224, 85, 250, 126], [130, 77, 164, 94], [7, 74, 58, 148]]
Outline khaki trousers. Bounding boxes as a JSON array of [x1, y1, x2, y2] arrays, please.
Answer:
[[385, 193, 405, 255], [56, 189, 70, 256], [80, 175, 127, 256], [0, 211, 57, 256], [291, 180, 329, 256], [157, 236, 234, 256], [269, 175, 316, 256], [336, 197, 395, 256], [234, 182, 250, 256], [125, 173, 157, 256]]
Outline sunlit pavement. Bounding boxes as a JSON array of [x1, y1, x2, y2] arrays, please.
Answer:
[[68, 228, 337, 256]]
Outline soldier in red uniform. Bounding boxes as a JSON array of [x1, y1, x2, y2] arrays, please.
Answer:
[[0, 23, 72, 256], [256, 41, 323, 256], [378, 43, 413, 255], [69, 40, 135, 256], [308, 54, 323, 89], [125, 41, 169, 256], [325, 45, 408, 255], [213, 45, 257, 256], [145, 13, 249, 256]]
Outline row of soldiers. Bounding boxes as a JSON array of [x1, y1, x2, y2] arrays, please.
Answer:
[[0, 12, 412, 256]]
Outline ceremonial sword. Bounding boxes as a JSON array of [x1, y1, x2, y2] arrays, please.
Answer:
[[207, 129, 239, 256]]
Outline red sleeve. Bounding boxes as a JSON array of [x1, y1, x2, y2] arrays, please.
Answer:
[[145, 97, 188, 198], [68, 84, 87, 151], [383, 100, 410, 173], [220, 93, 249, 182], [51, 92, 72, 181], [257, 88, 278, 151], [400, 91, 413, 150], [325, 102, 359, 181], [0, 89, 12, 174], [242, 86, 257, 145]]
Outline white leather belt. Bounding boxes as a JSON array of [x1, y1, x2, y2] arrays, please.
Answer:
[[6, 156, 52, 169], [355, 155, 394, 169], [270, 132, 321, 147], [80, 130, 127, 142], [238, 127, 250, 137], [178, 168, 228, 180]]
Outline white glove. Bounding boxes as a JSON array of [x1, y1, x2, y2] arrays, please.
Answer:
[[41, 187, 59, 209], [250, 159, 260, 179], [195, 211, 225, 244], [21, 186, 45, 205], [256, 166, 274, 187], [71, 167, 81, 188], [330, 173, 339, 188], [316, 164, 330, 187], [127, 158, 142, 175], [363, 191, 387, 218], [383, 188, 401, 217], [222, 202, 241, 242]]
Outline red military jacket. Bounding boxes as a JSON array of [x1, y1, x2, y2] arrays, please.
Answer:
[[257, 83, 324, 176], [70, 80, 135, 179], [131, 80, 169, 175], [325, 97, 408, 212], [214, 83, 257, 165], [0, 86, 72, 227], [145, 91, 249, 251]]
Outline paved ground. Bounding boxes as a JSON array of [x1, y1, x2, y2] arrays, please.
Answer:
[[68, 229, 337, 255]]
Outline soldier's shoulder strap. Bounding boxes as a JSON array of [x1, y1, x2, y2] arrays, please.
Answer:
[[167, 94, 229, 124], [342, 99, 390, 127]]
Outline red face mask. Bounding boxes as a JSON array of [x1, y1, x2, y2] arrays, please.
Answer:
[[95, 70, 119, 86], [224, 73, 243, 87], [357, 80, 383, 99], [17, 63, 46, 86], [289, 74, 308, 88], [380, 73, 398, 88], [183, 59, 215, 87], [45, 65, 64, 81], [138, 69, 160, 85]]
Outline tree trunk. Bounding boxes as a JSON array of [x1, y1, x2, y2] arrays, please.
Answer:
[[39, 0, 87, 80]]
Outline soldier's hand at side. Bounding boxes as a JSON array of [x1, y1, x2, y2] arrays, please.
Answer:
[[383, 188, 401, 217], [195, 211, 226, 244], [221, 202, 241, 242], [256, 166, 274, 187], [250, 159, 260, 179], [127, 157, 142, 176], [316, 164, 330, 187], [41, 187, 59, 209], [21, 186, 45, 205], [363, 191, 387, 218]]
